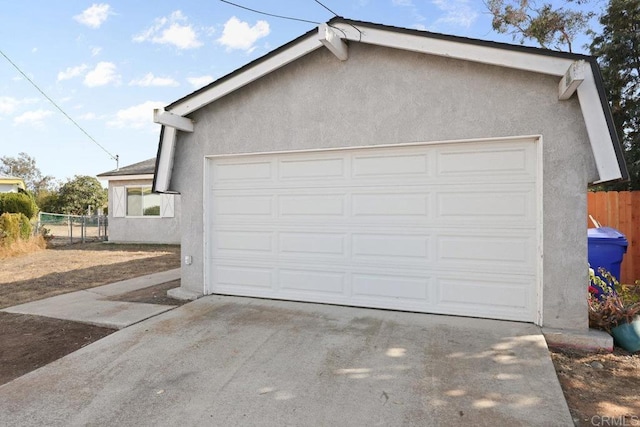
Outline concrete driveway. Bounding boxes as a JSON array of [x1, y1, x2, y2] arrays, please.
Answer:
[[0, 296, 572, 426]]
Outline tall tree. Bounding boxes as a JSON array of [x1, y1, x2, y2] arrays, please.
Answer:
[[590, 0, 640, 189], [56, 175, 107, 216], [0, 152, 55, 196], [486, 0, 594, 52]]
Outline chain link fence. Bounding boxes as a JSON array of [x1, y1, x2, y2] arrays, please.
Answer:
[[37, 212, 108, 246]]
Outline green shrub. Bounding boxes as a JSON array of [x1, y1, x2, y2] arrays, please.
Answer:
[[0, 213, 32, 245], [0, 192, 37, 218]]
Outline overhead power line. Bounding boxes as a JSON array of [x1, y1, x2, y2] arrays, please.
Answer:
[[218, 0, 321, 25], [0, 48, 119, 165]]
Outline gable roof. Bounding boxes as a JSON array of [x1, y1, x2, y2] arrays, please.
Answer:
[[153, 17, 627, 192], [97, 157, 156, 178]]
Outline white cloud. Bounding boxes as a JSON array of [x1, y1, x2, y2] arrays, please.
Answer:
[[78, 112, 97, 120], [431, 0, 478, 29], [217, 17, 270, 52], [129, 73, 179, 87], [13, 109, 53, 126], [91, 46, 102, 56], [186, 75, 214, 88], [133, 11, 202, 50], [0, 97, 38, 115], [84, 62, 120, 87], [31, 47, 38, 53], [74, 3, 112, 29], [57, 64, 88, 81], [107, 101, 165, 130]]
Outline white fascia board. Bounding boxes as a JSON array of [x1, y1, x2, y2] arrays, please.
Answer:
[[154, 109, 194, 132], [154, 126, 177, 192], [170, 36, 324, 116], [331, 23, 574, 77], [319, 24, 348, 61], [99, 174, 154, 182], [577, 72, 623, 182]]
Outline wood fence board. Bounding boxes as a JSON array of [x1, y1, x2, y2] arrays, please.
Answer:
[[587, 191, 640, 284]]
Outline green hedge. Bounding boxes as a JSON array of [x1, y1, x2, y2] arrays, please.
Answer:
[[0, 192, 37, 218], [0, 212, 31, 245]]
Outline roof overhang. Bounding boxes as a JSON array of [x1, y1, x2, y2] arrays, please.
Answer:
[[153, 18, 627, 192], [98, 174, 154, 182]]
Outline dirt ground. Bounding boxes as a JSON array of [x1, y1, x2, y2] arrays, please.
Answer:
[[0, 243, 182, 386], [550, 347, 640, 426], [1, 243, 638, 424]]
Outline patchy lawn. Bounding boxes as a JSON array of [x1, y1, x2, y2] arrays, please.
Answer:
[[0, 242, 180, 309]]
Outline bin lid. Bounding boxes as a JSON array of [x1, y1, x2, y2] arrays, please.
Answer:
[[588, 227, 628, 245]]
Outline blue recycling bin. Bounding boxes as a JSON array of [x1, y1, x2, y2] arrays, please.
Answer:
[[588, 227, 628, 289]]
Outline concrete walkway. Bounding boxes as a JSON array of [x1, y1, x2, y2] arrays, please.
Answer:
[[0, 296, 573, 426], [1, 269, 181, 329]]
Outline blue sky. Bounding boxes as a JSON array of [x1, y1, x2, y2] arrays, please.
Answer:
[[0, 0, 605, 183]]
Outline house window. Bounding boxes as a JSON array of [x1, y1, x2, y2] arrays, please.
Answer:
[[126, 186, 161, 217]]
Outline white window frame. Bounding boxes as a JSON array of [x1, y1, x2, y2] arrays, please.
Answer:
[[125, 185, 162, 218]]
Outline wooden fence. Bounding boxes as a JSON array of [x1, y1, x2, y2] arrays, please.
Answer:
[[587, 191, 640, 284]]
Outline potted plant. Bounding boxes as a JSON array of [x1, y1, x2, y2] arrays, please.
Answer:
[[588, 268, 640, 353]]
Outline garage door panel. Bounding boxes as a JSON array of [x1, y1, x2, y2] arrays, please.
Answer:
[[214, 195, 273, 217], [279, 194, 346, 216], [207, 139, 539, 322], [280, 232, 346, 256], [437, 275, 534, 321], [215, 266, 273, 289], [352, 233, 430, 261], [436, 146, 535, 178], [352, 273, 431, 300], [214, 160, 274, 182], [437, 191, 534, 219], [279, 157, 346, 180], [279, 269, 346, 295], [437, 235, 534, 267], [352, 193, 429, 217], [352, 153, 430, 177], [215, 231, 274, 254]]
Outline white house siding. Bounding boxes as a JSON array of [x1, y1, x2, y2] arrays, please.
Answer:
[[171, 43, 597, 329]]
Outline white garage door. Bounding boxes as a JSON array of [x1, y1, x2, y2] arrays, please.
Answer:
[[206, 138, 540, 322]]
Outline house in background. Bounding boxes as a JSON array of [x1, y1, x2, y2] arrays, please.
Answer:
[[0, 175, 27, 193], [153, 18, 626, 332], [98, 158, 180, 244]]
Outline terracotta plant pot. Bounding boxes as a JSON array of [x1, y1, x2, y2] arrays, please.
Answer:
[[611, 317, 640, 353]]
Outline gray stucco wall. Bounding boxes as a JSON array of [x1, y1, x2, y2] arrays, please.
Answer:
[[107, 179, 181, 245], [171, 42, 597, 329]]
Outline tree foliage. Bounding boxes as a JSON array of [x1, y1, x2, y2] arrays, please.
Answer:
[[0, 152, 55, 196], [590, 0, 640, 190], [0, 192, 37, 218], [487, 0, 594, 52], [54, 175, 107, 216]]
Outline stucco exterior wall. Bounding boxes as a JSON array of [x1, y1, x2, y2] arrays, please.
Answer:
[[107, 179, 181, 244], [171, 42, 597, 329]]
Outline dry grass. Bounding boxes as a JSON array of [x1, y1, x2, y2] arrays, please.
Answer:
[[0, 236, 47, 260]]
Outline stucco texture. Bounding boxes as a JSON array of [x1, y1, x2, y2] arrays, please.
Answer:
[[171, 42, 597, 329], [107, 179, 181, 245]]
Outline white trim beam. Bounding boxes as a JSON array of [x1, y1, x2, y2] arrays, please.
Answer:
[[318, 24, 348, 61], [330, 23, 573, 77], [577, 72, 623, 183], [558, 60, 585, 100], [154, 109, 194, 132], [154, 126, 177, 192], [170, 36, 324, 116]]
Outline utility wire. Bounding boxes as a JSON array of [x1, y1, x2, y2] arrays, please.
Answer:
[[218, 0, 321, 25], [0, 48, 119, 163], [312, 0, 363, 41]]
